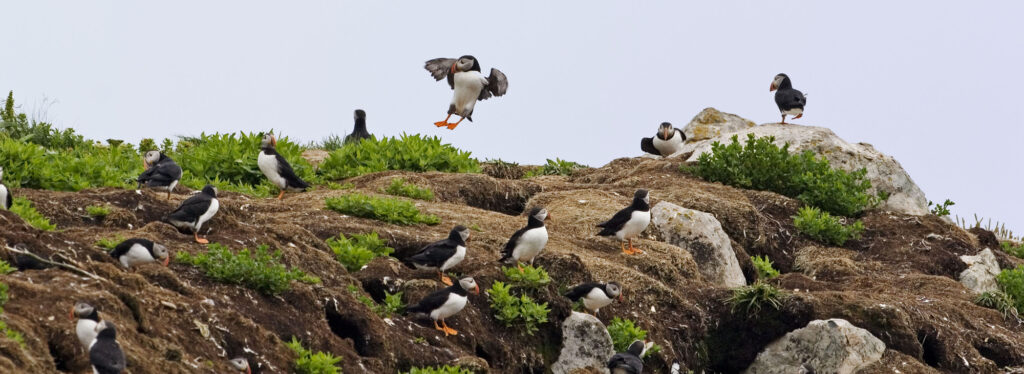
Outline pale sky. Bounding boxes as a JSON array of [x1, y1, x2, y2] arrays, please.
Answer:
[[1, 1, 1022, 233]]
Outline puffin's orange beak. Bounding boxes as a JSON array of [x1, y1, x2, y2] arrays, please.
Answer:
[[473, 285, 480, 295], [450, 64, 457, 74], [662, 128, 670, 139], [546, 212, 552, 221], [618, 293, 624, 302], [162, 256, 170, 267], [69, 306, 75, 321], [770, 82, 777, 92], [271, 136, 277, 147]]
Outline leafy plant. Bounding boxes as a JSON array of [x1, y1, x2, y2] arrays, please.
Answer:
[[793, 206, 864, 246], [328, 232, 394, 272], [86, 205, 111, 219], [402, 365, 472, 374], [320, 134, 479, 180], [95, 236, 126, 250], [974, 290, 1019, 319], [929, 199, 955, 217], [1000, 241, 1024, 259], [286, 337, 342, 374], [607, 317, 662, 358], [727, 281, 786, 315], [0, 261, 13, 275], [326, 182, 354, 190], [9, 197, 56, 231], [384, 178, 435, 201], [347, 284, 404, 318], [0, 282, 25, 348], [324, 193, 440, 225], [751, 255, 780, 280], [502, 265, 551, 289], [0, 135, 142, 191], [172, 131, 317, 197], [1, 91, 89, 149], [524, 158, 588, 177], [996, 265, 1024, 315], [487, 281, 549, 335], [176, 244, 319, 295]]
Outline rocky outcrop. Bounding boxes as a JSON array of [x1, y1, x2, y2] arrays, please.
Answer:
[[959, 248, 1000, 294], [551, 312, 614, 374], [745, 319, 885, 374], [682, 107, 757, 142], [651, 201, 745, 287], [680, 121, 929, 215]]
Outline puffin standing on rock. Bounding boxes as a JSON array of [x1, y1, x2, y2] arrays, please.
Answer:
[[110, 238, 170, 268], [564, 281, 623, 317], [597, 189, 652, 255], [407, 225, 470, 286], [167, 184, 219, 244], [70, 302, 101, 349], [424, 55, 508, 130], [607, 340, 646, 374], [344, 109, 371, 144], [640, 122, 686, 157], [0, 166, 11, 210], [405, 277, 479, 337], [770, 73, 807, 124], [258, 133, 310, 199], [499, 207, 550, 271], [89, 320, 126, 374], [136, 151, 182, 199]]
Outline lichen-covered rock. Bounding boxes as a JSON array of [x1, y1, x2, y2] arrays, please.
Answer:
[[551, 312, 614, 374], [682, 107, 757, 142], [651, 201, 745, 287], [745, 319, 885, 374], [959, 248, 1000, 294]]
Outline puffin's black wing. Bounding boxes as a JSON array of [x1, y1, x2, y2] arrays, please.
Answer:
[[564, 282, 601, 301], [4, 187, 11, 210], [607, 353, 643, 373], [640, 137, 659, 155], [674, 128, 687, 141], [499, 226, 529, 261], [273, 154, 309, 189], [167, 194, 212, 223], [406, 286, 454, 314], [775, 89, 806, 111], [109, 238, 150, 259], [596, 207, 633, 236], [424, 58, 457, 89], [409, 240, 457, 268], [89, 341, 126, 374], [478, 68, 508, 101], [138, 160, 182, 186]]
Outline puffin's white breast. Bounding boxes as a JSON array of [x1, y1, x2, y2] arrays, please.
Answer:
[[512, 227, 548, 262], [653, 131, 684, 155], [617, 210, 651, 240], [784, 108, 803, 116], [0, 185, 8, 210], [257, 152, 287, 189], [440, 245, 466, 271], [196, 198, 220, 230], [76, 319, 98, 348], [120, 243, 156, 268], [451, 71, 486, 115], [582, 287, 614, 311], [430, 292, 468, 320]]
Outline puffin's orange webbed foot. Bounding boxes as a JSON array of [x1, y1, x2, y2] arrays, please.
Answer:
[[434, 121, 449, 127]]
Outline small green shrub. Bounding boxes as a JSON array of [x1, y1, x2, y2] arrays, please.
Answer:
[[402, 365, 472, 374], [607, 317, 661, 358], [974, 290, 1019, 319], [793, 206, 864, 246], [326, 182, 354, 190], [0, 282, 25, 348], [929, 199, 955, 217], [0, 260, 14, 275], [176, 244, 319, 295], [502, 265, 551, 289], [384, 178, 434, 201], [310, 134, 346, 152], [727, 281, 786, 315], [324, 194, 439, 225], [487, 281, 550, 335], [1000, 241, 1024, 259], [328, 232, 394, 272], [286, 337, 342, 374], [172, 131, 317, 197], [347, 284, 405, 318], [320, 134, 479, 180], [0, 136, 141, 191], [9, 197, 56, 231], [524, 158, 588, 177], [86, 205, 111, 219], [996, 265, 1024, 315], [95, 236, 125, 250], [1, 91, 89, 149], [751, 255, 780, 280]]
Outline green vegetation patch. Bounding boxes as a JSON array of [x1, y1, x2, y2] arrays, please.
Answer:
[[999, 241, 1024, 259], [86, 205, 111, 219], [328, 232, 394, 272], [607, 317, 661, 358], [929, 199, 955, 217], [173, 131, 316, 197], [347, 284, 404, 318], [974, 290, 1019, 319], [320, 134, 479, 180], [525, 158, 588, 177], [727, 281, 786, 315], [751, 255, 780, 280], [793, 206, 864, 246], [0, 260, 14, 275], [402, 366, 472, 374], [487, 281, 550, 335], [176, 244, 319, 295], [996, 265, 1024, 315], [384, 178, 434, 201], [9, 197, 56, 231], [0, 282, 25, 348], [502, 265, 551, 289], [325, 193, 439, 225], [286, 337, 342, 374]]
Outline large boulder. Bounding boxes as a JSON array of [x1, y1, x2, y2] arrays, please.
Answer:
[[551, 312, 614, 374], [682, 107, 757, 142], [745, 319, 885, 374], [650, 201, 745, 287], [959, 248, 1000, 294], [680, 122, 928, 215]]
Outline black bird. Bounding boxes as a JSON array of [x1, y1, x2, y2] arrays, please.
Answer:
[[0, 166, 11, 210], [424, 55, 508, 130], [770, 73, 807, 124], [167, 184, 219, 244], [136, 151, 183, 199], [498, 207, 550, 271], [640, 122, 686, 157], [405, 277, 479, 337], [109, 238, 170, 268], [564, 281, 623, 317], [597, 190, 651, 255], [607, 340, 645, 374], [344, 109, 371, 144], [229, 357, 251, 374], [89, 320, 126, 374], [407, 225, 470, 286], [258, 133, 310, 199], [70, 301, 101, 349]]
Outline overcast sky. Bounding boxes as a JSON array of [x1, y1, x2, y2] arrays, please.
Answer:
[[1, 1, 1022, 234]]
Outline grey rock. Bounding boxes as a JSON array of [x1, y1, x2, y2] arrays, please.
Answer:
[[551, 311, 614, 374], [651, 201, 745, 287]]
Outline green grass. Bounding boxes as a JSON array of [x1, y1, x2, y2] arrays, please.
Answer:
[[325, 193, 440, 225], [319, 134, 479, 180], [326, 182, 354, 190], [172, 131, 317, 197], [487, 281, 550, 335], [9, 197, 56, 231], [384, 178, 434, 201], [793, 206, 864, 246], [607, 317, 661, 358], [402, 366, 472, 374], [0, 260, 14, 275], [95, 235, 125, 250], [286, 337, 342, 374], [524, 158, 588, 177], [929, 199, 955, 217], [176, 244, 319, 295], [328, 232, 394, 272], [751, 255, 780, 280], [0, 282, 25, 348], [1000, 241, 1024, 259], [2, 91, 88, 149], [502, 265, 551, 289], [727, 281, 786, 315], [347, 284, 404, 318], [996, 265, 1024, 315], [974, 290, 1019, 319], [86, 205, 111, 219]]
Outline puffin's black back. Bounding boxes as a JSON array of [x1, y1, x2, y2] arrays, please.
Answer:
[[596, 190, 650, 235], [405, 282, 469, 315], [499, 208, 546, 260], [564, 282, 602, 301], [345, 109, 371, 144], [90, 325, 126, 374], [109, 238, 154, 259], [167, 186, 215, 223]]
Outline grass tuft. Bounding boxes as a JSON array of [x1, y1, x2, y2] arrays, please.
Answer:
[[974, 290, 1020, 320], [325, 193, 439, 225], [286, 337, 342, 374], [384, 178, 434, 201], [501, 265, 551, 289], [176, 244, 319, 295], [524, 158, 588, 177], [727, 281, 786, 315], [793, 206, 864, 246], [751, 255, 780, 280], [9, 197, 56, 231], [85, 205, 111, 219]]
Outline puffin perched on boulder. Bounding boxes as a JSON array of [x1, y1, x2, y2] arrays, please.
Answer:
[[499, 207, 550, 271], [258, 133, 310, 199], [167, 184, 219, 244], [770, 73, 807, 124], [344, 109, 371, 144], [597, 189, 652, 255], [640, 122, 686, 157], [607, 340, 646, 374], [405, 276, 479, 337], [89, 320, 126, 374], [228, 357, 251, 373], [137, 151, 182, 199], [407, 225, 470, 286], [564, 281, 622, 317], [70, 301, 101, 349], [109, 238, 169, 268], [424, 55, 508, 130], [0, 166, 10, 210]]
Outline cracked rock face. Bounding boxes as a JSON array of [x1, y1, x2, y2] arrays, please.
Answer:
[[959, 247, 1000, 294], [745, 318, 885, 374], [551, 311, 615, 374], [651, 201, 745, 288]]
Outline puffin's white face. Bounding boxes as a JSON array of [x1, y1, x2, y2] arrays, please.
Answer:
[[659, 123, 673, 139], [770, 74, 786, 91], [458, 277, 480, 294], [72, 302, 95, 319], [94, 320, 114, 333], [143, 151, 161, 167], [532, 208, 549, 222], [152, 243, 170, 264], [453, 57, 475, 73], [0, 166, 4, 181], [229, 357, 250, 372], [458, 227, 471, 242], [261, 133, 276, 148], [605, 282, 622, 299]]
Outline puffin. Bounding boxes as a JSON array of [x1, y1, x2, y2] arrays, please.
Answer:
[[166, 184, 219, 244], [564, 281, 623, 317], [344, 109, 371, 144], [596, 189, 652, 255], [0, 166, 11, 210], [258, 133, 310, 199], [770, 73, 807, 124], [229, 357, 251, 374], [109, 238, 169, 268], [607, 340, 645, 374], [424, 55, 508, 130], [407, 225, 470, 286], [640, 122, 686, 157], [498, 207, 550, 271], [89, 320, 126, 374], [136, 151, 183, 199], [405, 276, 479, 337], [70, 301, 101, 349]]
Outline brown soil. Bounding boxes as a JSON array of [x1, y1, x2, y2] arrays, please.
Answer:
[[1, 156, 1022, 373]]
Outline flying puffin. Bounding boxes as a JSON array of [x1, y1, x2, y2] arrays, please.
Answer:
[[640, 122, 687, 157], [136, 151, 183, 199], [344, 109, 371, 144], [109, 238, 169, 268], [498, 207, 550, 271], [597, 189, 652, 255], [70, 301, 101, 349], [770, 73, 807, 124], [564, 281, 623, 317], [89, 320, 126, 374], [607, 340, 646, 374], [405, 276, 479, 337], [0, 166, 10, 210], [229, 357, 251, 374], [424, 55, 508, 130], [258, 133, 310, 199], [167, 184, 219, 244], [407, 225, 470, 286]]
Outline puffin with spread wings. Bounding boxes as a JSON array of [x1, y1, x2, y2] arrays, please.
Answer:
[[424, 55, 508, 130]]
